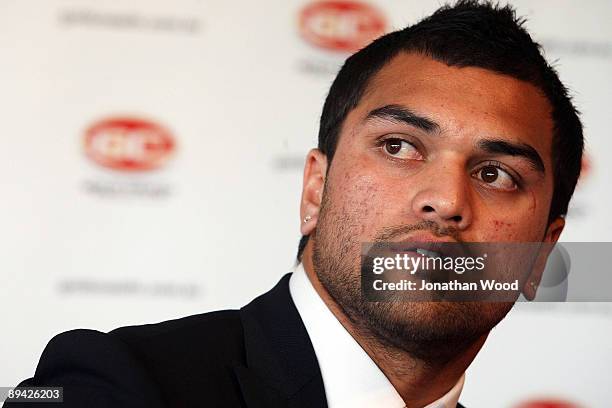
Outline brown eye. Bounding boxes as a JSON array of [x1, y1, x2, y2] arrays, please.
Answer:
[[381, 138, 422, 160], [384, 139, 403, 155], [480, 165, 498, 183], [474, 164, 517, 191]]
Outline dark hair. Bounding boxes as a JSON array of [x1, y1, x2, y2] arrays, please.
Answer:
[[297, 0, 584, 262]]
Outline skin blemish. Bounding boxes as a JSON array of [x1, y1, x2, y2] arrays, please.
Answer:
[[492, 220, 513, 232]]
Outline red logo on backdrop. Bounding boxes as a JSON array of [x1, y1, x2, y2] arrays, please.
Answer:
[[299, 0, 387, 52], [84, 117, 175, 171]]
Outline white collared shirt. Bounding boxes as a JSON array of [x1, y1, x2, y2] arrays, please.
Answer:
[[289, 262, 465, 408]]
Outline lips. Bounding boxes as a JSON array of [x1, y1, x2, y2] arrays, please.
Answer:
[[393, 240, 474, 283], [398, 240, 470, 261], [416, 248, 442, 258], [364, 237, 474, 279]]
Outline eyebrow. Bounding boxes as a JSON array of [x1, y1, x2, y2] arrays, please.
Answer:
[[477, 139, 545, 173], [365, 104, 440, 133]]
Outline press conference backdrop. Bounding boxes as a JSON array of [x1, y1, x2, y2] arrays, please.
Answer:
[[1, 0, 610, 406]]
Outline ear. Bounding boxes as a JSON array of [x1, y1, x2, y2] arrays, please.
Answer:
[[300, 149, 328, 235], [522, 216, 565, 300]]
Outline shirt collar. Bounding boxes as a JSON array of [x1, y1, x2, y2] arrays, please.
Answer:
[[289, 262, 465, 408]]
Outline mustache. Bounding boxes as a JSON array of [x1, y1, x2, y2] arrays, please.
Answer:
[[374, 220, 461, 242]]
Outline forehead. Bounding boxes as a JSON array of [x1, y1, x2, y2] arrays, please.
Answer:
[[350, 52, 554, 159]]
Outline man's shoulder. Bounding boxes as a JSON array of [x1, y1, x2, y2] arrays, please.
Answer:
[[109, 308, 246, 369], [110, 308, 244, 355], [11, 309, 249, 408], [8, 274, 316, 408]]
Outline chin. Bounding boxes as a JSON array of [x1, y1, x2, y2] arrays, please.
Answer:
[[355, 300, 514, 363]]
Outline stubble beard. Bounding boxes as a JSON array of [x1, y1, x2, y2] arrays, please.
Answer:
[[311, 190, 515, 366]]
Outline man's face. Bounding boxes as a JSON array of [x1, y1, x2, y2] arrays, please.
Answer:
[[307, 52, 562, 363]]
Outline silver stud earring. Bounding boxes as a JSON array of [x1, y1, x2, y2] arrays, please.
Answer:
[[303, 215, 312, 223], [529, 281, 537, 290]]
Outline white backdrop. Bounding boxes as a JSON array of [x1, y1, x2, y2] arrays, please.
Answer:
[[1, 1, 611, 406]]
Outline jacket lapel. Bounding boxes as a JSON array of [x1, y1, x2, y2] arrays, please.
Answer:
[[235, 273, 328, 408]]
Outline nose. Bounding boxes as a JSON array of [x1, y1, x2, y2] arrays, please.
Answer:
[[410, 164, 472, 231]]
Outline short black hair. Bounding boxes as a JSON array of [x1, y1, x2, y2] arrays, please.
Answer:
[[297, 0, 583, 262]]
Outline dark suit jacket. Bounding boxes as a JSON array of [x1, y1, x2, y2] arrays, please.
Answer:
[[5, 273, 465, 408]]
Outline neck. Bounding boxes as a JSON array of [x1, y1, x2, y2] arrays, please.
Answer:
[[301, 245, 487, 407]]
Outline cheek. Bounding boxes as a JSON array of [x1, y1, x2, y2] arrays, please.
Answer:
[[528, 190, 537, 213], [488, 219, 519, 240], [484, 217, 545, 241], [329, 170, 391, 236], [492, 220, 513, 231], [477, 187, 551, 242]]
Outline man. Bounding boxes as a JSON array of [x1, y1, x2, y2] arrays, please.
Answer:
[[6, 1, 583, 407]]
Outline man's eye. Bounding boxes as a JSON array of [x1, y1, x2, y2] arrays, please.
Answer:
[[474, 165, 517, 191], [381, 138, 421, 160]]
